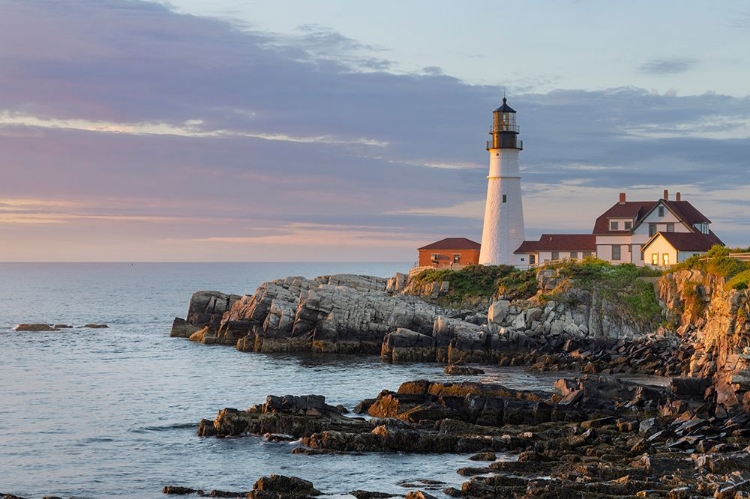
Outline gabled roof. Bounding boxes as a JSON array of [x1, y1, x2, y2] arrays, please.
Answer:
[[593, 201, 655, 235], [662, 200, 711, 225], [642, 231, 722, 252], [515, 234, 596, 253], [418, 237, 481, 251]]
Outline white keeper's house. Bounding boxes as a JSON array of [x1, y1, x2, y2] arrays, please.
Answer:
[[515, 189, 723, 268]]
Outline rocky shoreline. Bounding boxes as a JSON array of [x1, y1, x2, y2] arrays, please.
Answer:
[[162, 264, 750, 498], [187, 373, 750, 498]]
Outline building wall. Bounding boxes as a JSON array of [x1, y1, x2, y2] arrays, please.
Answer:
[[479, 148, 525, 266], [418, 248, 481, 268], [595, 234, 634, 263], [644, 237, 678, 267], [678, 250, 703, 262], [633, 204, 691, 237], [516, 249, 596, 268]]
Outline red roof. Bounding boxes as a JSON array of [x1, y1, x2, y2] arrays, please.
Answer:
[[418, 237, 481, 251], [661, 200, 711, 225], [644, 231, 721, 252], [515, 234, 596, 253], [592, 201, 655, 235]]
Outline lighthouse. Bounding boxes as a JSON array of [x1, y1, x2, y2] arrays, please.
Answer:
[[478, 97, 525, 266]]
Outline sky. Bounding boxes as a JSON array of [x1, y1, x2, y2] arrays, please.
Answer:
[[1, 0, 749, 262]]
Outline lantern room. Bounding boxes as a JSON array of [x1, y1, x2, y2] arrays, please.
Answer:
[[487, 97, 523, 150]]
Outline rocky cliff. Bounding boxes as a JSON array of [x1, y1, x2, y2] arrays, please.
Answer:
[[171, 262, 750, 408], [655, 269, 750, 411]]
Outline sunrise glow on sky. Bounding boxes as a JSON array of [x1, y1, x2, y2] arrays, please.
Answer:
[[1, 0, 749, 261]]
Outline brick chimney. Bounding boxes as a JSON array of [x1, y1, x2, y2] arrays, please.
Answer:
[[663, 189, 669, 200], [619, 192, 626, 204], [676, 191, 681, 201]]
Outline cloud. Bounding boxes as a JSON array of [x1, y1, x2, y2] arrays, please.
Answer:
[[639, 58, 697, 75], [0, 0, 748, 261]]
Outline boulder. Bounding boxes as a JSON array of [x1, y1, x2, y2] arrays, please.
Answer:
[[13, 323, 58, 331], [381, 328, 436, 362], [186, 290, 241, 327], [252, 474, 321, 497]]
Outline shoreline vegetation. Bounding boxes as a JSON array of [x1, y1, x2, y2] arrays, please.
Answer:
[[160, 246, 750, 498]]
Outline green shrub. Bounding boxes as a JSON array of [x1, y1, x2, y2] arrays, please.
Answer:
[[412, 264, 537, 304], [624, 279, 663, 323], [670, 245, 750, 279], [726, 270, 750, 291]]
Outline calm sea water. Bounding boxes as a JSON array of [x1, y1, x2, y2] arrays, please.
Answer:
[[0, 263, 566, 499]]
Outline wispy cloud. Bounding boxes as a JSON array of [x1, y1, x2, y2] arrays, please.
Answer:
[[639, 58, 697, 75]]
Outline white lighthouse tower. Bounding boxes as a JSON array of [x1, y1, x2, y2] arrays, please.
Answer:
[[478, 97, 525, 266]]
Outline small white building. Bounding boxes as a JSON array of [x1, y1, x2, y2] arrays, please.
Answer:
[[515, 234, 596, 268], [641, 232, 716, 267]]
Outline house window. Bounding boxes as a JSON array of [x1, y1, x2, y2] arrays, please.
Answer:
[[612, 245, 621, 261], [651, 253, 659, 265], [658, 206, 665, 217], [624, 221, 632, 230], [431, 254, 438, 262], [666, 223, 674, 232], [551, 251, 560, 261], [610, 221, 619, 230], [502, 194, 507, 203], [649, 224, 657, 237], [583, 251, 593, 258], [529, 254, 536, 265], [453, 254, 460, 263], [702, 223, 709, 234], [663, 253, 670, 266], [570, 251, 578, 260]]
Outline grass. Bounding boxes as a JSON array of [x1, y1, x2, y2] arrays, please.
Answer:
[[726, 270, 750, 291], [670, 245, 750, 289], [545, 258, 663, 325], [411, 264, 538, 304], [412, 258, 663, 325]]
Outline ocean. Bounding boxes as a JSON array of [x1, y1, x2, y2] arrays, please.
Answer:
[[0, 263, 566, 498]]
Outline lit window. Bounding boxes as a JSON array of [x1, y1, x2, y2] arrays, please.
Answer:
[[551, 251, 559, 261], [652, 253, 659, 265], [612, 245, 621, 260], [666, 223, 674, 232], [610, 221, 619, 230], [663, 253, 670, 266]]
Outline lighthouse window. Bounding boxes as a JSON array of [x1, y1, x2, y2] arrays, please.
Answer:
[[502, 194, 507, 203]]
